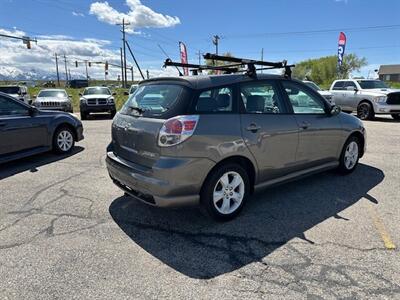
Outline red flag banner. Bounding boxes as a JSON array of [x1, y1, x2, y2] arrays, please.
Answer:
[[337, 32, 346, 68], [179, 41, 189, 76]]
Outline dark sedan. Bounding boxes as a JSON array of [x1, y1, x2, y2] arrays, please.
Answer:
[[0, 92, 84, 164]]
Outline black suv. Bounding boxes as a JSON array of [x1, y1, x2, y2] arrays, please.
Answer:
[[79, 87, 116, 119]]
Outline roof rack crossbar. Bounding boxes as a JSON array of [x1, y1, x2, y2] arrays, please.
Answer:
[[163, 54, 295, 78]]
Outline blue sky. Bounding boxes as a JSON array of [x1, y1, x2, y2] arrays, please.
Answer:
[[0, 0, 399, 79]]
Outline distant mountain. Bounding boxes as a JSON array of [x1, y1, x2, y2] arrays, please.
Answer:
[[0, 66, 85, 81]]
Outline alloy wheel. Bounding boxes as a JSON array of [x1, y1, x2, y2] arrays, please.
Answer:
[[57, 130, 73, 152], [213, 171, 245, 215]]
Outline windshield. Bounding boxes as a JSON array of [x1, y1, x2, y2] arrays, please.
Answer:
[[304, 82, 322, 91], [121, 84, 183, 117], [357, 80, 388, 89], [83, 87, 111, 95], [0, 86, 20, 94], [38, 90, 67, 98]]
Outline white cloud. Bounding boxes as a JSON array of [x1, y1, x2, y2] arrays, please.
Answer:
[[0, 27, 171, 80], [89, 0, 180, 33], [72, 11, 85, 17]]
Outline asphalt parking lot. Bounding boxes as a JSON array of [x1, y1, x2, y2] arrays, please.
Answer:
[[0, 114, 399, 299]]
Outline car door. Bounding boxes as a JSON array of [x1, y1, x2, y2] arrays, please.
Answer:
[[239, 80, 299, 182], [0, 95, 48, 156], [330, 81, 345, 107], [281, 80, 342, 169], [342, 81, 359, 111]]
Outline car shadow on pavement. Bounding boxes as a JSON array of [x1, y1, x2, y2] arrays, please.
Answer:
[[109, 163, 384, 279], [0, 146, 84, 180]]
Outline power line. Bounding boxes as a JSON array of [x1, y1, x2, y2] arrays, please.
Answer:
[[222, 24, 400, 40]]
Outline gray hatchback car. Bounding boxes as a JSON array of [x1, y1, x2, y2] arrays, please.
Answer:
[[106, 73, 366, 220]]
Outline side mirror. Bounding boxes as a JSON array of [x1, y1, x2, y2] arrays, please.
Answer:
[[112, 92, 117, 96], [329, 105, 341, 116], [28, 106, 38, 116], [124, 91, 129, 95], [32, 94, 37, 98], [79, 93, 83, 96]]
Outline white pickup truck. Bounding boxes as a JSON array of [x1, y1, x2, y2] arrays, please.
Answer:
[[329, 79, 400, 120]]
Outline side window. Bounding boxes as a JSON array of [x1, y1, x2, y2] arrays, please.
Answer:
[[343, 81, 357, 89], [0, 96, 29, 116], [195, 86, 233, 113], [240, 82, 284, 114], [332, 81, 344, 90], [282, 81, 326, 114]]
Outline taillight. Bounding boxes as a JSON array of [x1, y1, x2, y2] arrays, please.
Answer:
[[158, 115, 199, 147]]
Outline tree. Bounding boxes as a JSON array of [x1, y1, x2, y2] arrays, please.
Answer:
[[292, 54, 367, 87]]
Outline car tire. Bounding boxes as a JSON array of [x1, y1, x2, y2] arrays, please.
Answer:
[[357, 101, 374, 120], [201, 163, 250, 221], [80, 111, 87, 120], [337, 136, 360, 174], [391, 114, 400, 120], [53, 126, 75, 154]]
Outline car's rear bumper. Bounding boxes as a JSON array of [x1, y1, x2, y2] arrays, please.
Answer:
[[106, 151, 214, 208], [373, 103, 400, 114]]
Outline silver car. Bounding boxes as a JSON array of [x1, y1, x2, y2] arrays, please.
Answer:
[[330, 79, 400, 120], [33, 89, 73, 112], [106, 74, 366, 221]]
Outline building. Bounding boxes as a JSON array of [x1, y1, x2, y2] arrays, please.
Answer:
[[378, 64, 400, 82]]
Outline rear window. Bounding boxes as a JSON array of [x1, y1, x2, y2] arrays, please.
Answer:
[[120, 84, 184, 117]]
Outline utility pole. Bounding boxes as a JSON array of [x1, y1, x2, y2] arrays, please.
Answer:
[[68, 68, 71, 81], [54, 53, 60, 87], [63, 54, 68, 83], [212, 35, 220, 55], [260, 48, 264, 74], [146, 70, 149, 79], [197, 50, 201, 65], [131, 67, 134, 83], [120, 47, 125, 88], [117, 18, 130, 88], [84, 60, 89, 81]]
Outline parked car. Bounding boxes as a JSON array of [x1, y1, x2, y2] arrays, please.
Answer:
[[303, 81, 334, 104], [0, 92, 83, 164], [67, 79, 89, 89], [124, 84, 139, 95], [32, 89, 73, 113], [79, 86, 116, 120], [329, 79, 400, 120], [0, 85, 31, 104], [106, 73, 366, 221]]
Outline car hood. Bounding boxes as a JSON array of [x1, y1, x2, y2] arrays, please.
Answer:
[[360, 88, 400, 96], [36, 97, 70, 102], [81, 94, 111, 99]]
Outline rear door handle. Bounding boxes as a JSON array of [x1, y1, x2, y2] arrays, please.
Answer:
[[300, 121, 311, 129], [246, 123, 261, 133]]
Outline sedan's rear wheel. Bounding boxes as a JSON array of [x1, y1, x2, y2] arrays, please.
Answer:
[[53, 127, 75, 154], [201, 164, 250, 221], [338, 136, 360, 174], [357, 102, 374, 120]]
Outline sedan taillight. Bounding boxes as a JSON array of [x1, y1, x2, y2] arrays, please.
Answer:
[[158, 115, 199, 147]]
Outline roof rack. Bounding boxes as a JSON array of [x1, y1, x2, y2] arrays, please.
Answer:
[[163, 53, 295, 78]]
